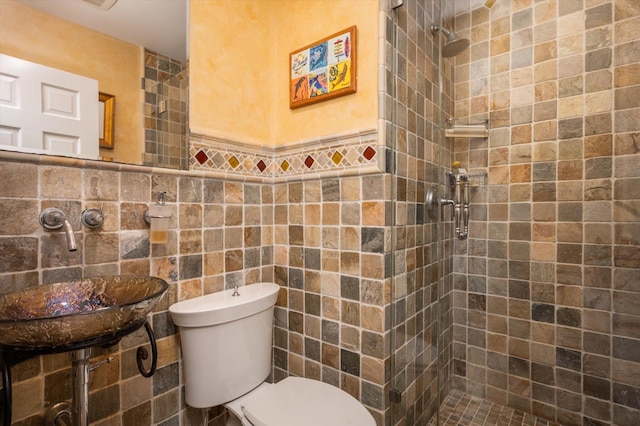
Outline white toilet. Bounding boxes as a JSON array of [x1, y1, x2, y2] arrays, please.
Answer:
[[169, 282, 376, 426]]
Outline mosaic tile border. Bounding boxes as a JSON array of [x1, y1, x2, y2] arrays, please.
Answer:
[[189, 128, 383, 181]]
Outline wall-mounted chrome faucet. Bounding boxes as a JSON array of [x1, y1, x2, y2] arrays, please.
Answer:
[[39, 208, 77, 251]]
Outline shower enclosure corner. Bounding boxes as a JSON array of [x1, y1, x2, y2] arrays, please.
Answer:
[[386, 0, 464, 424]]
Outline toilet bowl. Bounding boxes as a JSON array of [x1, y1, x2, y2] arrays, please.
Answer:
[[225, 377, 374, 426], [169, 282, 375, 426]]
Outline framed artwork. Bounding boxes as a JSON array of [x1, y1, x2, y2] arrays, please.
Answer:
[[99, 92, 115, 149], [289, 26, 357, 109]]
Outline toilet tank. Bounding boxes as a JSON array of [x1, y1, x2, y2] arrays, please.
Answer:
[[169, 282, 280, 408]]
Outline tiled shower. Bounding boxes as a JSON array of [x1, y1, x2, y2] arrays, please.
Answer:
[[387, 0, 639, 425], [448, 0, 640, 424]]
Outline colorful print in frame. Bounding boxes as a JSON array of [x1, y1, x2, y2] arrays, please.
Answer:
[[290, 26, 356, 109]]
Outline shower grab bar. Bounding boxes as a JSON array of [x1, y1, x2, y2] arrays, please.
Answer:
[[453, 172, 469, 240], [461, 173, 469, 240], [424, 169, 470, 241]]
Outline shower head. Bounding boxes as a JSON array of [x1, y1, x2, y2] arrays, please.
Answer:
[[430, 25, 470, 58]]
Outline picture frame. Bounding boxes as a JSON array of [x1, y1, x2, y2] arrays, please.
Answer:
[[289, 25, 357, 109], [99, 92, 115, 149]]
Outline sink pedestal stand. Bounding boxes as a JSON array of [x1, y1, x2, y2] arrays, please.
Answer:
[[70, 349, 90, 426], [1, 320, 159, 426], [45, 349, 91, 426]]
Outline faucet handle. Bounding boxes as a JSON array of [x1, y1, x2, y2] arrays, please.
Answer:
[[81, 204, 105, 228], [39, 207, 66, 230]]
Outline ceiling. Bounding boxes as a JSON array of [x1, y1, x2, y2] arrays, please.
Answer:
[[15, 0, 188, 62]]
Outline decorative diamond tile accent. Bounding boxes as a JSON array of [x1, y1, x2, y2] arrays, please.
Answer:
[[212, 153, 226, 167], [304, 155, 315, 168], [195, 149, 209, 164], [189, 129, 380, 179], [346, 148, 359, 164], [316, 155, 330, 167], [363, 146, 376, 160], [331, 151, 343, 165]]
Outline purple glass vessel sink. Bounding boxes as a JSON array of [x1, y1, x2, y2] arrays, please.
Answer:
[[0, 276, 168, 351]]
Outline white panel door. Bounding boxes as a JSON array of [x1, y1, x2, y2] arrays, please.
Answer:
[[0, 54, 99, 160]]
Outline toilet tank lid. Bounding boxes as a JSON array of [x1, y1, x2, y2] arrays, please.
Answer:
[[169, 282, 280, 327], [241, 377, 375, 426]]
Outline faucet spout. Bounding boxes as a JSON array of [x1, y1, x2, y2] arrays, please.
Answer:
[[39, 208, 78, 252], [62, 217, 78, 252]]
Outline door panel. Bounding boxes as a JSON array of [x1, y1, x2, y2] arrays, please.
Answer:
[[0, 54, 99, 159]]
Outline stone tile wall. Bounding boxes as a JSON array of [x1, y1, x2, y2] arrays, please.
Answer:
[[270, 174, 391, 425], [0, 156, 275, 425], [143, 49, 189, 170], [449, 0, 640, 425], [0, 126, 399, 426]]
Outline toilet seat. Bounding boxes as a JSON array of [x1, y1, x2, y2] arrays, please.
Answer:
[[226, 377, 375, 426]]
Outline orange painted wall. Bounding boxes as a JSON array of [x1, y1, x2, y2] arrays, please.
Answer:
[[0, 0, 144, 164], [189, 0, 379, 147], [189, 0, 273, 144], [271, 0, 379, 145]]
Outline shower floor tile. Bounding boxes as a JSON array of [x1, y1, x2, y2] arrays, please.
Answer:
[[430, 390, 561, 426]]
